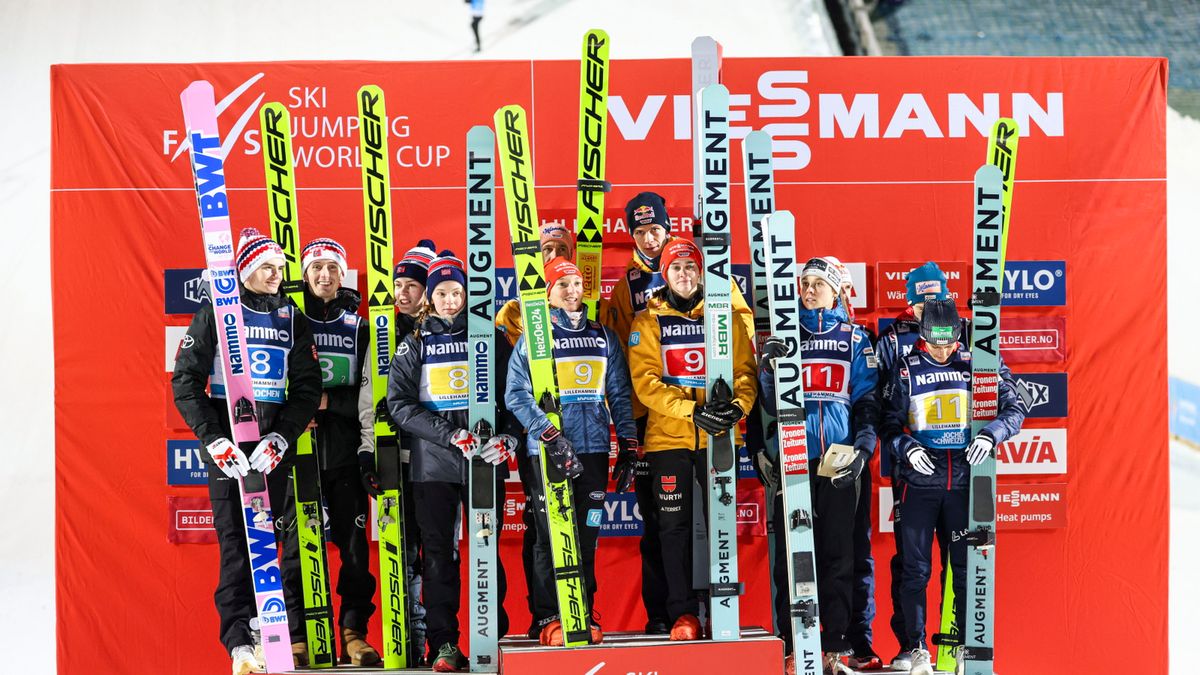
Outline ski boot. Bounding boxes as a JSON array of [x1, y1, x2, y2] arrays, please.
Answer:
[[341, 628, 381, 667], [431, 642, 468, 673], [230, 645, 263, 675], [539, 620, 564, 647], [669, 614, 702, 641]]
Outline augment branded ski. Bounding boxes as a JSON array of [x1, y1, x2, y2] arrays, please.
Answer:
[[466, 125, 500, 672], [180, 81, 294, 673], [742, 129, 780, 628], [763, 210, 822, 675], [357, 84, 411, 669], [691, 36, 722, 222], [493, 104, 590, 647], [260, 101, 336, 668], [574, 28, 611, 322], [697, 83, 741, 641], [961, 120, 1018, 675]]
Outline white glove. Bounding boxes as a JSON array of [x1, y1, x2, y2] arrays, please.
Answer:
[[831, 451, 855, 469], [479, 435, 517, 466], [249, 432, 288, 474], [206, 438, 249, 479], [907, 446, 936, 476], [967, 434, 995, 466], [450, 429, 481, 458]]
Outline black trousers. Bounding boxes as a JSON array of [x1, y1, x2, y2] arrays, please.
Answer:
[[769, 460, 857, 653], [888, 476, 949, 651], [644, 449, 708, 623], [206, 468, 304, 652], [846, 467, 876, 649], [515, 444, 539, 620], [528, 453, 608, 625], [412, 480, 509, 656], [633, 416, 669, 625], [319, 465, 376, 633], [896, 486, 967, 652]]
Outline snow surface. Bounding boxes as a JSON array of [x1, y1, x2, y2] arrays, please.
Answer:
[[0, 1, 835, 671]]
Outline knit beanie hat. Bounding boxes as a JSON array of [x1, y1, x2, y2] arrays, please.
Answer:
[[659, 237, 703, 273], [425, 249, 466, 299], [235, 228, 285, 282], [393, 239, 437, 285], [544, 257, 582, 293], [301, 237, 348, 276], [800, 256, 843, 292], [906, 261, 950, 305], [539, 224, 575, 259], [624, 192, 671, 233]]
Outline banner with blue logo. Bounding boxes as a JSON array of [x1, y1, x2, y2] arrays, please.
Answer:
[[166, 440, 208, 485], [1002, 261, 1066, 306]]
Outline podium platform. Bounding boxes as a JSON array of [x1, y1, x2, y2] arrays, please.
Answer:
[[498, 626, 783, 674]]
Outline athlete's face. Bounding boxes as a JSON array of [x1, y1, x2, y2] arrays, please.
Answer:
[[431, 281, 465, 318], [666, 259, 700, 299], [540, 239, 571, 262], [926, 342, 957, 364], [632, 225, 668, 259], [548, 274, 584, 311], [304, 261, 343, 301], [800, 276, 836, 310], [244, 259, 284, 295], [394, 278, 426, 316]]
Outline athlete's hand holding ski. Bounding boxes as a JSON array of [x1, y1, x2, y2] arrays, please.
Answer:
[[758, 335, 790, 372], [831, 450, 868, 489], [357, 451, 383, 496], [907, 446, 936, 475], [692, 400, 743, 436], [966, 433, 994, 465], [206, 438, 250, 479], [479, 434, 517, 466], [539, 427, 583, 479], [249, 432, 288, 473], [611, 437, 639, 493], [450, 429, 482, 458]]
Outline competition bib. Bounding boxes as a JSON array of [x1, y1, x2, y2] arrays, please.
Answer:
[[552, 319, 609, 404], [310, 311, 361, 388], [658, 314, 706, 388], [419, 332, 469, 411], [211, 304, 293, 404], [904, 350, 972, 448], [799, 323, 853, 404]]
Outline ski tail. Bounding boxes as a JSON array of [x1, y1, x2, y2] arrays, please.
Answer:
[[357, 84, 410, 669], [260, 101, 336, 668], [180, 80, 293, 673], [575, 28, 611, 322]]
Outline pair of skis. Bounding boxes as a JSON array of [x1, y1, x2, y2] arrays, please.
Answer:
[[180, 82, 295, 673]]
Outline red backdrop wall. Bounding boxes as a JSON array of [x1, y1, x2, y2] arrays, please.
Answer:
[[51, 56, 1167, 674]]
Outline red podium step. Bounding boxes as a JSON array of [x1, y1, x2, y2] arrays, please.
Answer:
[[498, 626, 784, 674]]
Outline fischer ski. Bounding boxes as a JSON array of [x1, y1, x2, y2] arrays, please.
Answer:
[[493, 104, 590, 647], [763, 210, 822, 675], [180, 81, 294, 673], [466, 125, 500, 672], [574, 28, 611, 322], [357, 85, 411, 669], [260, 101, 336, 668], [697, 83, 741, 641], [961, 120, 1019, 675]]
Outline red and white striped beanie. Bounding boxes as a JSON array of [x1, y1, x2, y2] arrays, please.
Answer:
[[235, 228, 285, 282]]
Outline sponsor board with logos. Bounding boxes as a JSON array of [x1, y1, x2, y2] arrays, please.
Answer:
[[876, 261, 969, 309], [1013, 372, 1068, 418], [166, 440, 208, 485], [997, 427, 1067, 475], [164, 268, 358, 315], [878, 482, 1067, 533], [1003, 261, 1066, 306], [167, 496, 216, 544], [500, 628, 783, 672], [877, 315, 1067, 365]]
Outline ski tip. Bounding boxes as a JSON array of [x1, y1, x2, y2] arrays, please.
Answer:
[[974, 163, 1003, 185], [180, 80, 214, 103], [493, 104, 527, 128], [585, 27, 609, 41], [467, 125, 496, 144]]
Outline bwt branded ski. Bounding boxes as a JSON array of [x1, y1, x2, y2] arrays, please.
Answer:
[[357, 84, 411, 669], [493, 104, 590, 647], [180, 81, 294, 673], [260, 101, 336, 668], [742, 129, 780, 628], [962, 120, 1018, 675], [763, 210, 822, 675], [691, 36, 722, 221], [466, 125, 500, 672], [697, 83, 741, 641], [574, 28, 611, 322]]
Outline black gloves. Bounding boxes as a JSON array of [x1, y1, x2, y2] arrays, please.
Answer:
[[357, 451, 383, 497], [612, 437, 640, 493], [692, 401, 744, 436], [539, 426, 583, 479]]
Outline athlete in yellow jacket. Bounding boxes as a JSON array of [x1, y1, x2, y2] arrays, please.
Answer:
[[625, 237, 756, 641]]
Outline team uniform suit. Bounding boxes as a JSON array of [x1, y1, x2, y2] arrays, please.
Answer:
[[505, 307, 637, 627], [386, 310, 518, 659], [626, 292, 757, 624], [172, 287, 322, 652], [880, 343, 1025, 653], [302, 287, 380, 639], [758, 304, 879, 653], [607, 247, 755, 627]]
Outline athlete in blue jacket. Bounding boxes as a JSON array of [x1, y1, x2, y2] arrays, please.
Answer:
[[506, 257, 638, 646], [758, 257, 879, 674], [879, 299, 1025, 675]]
